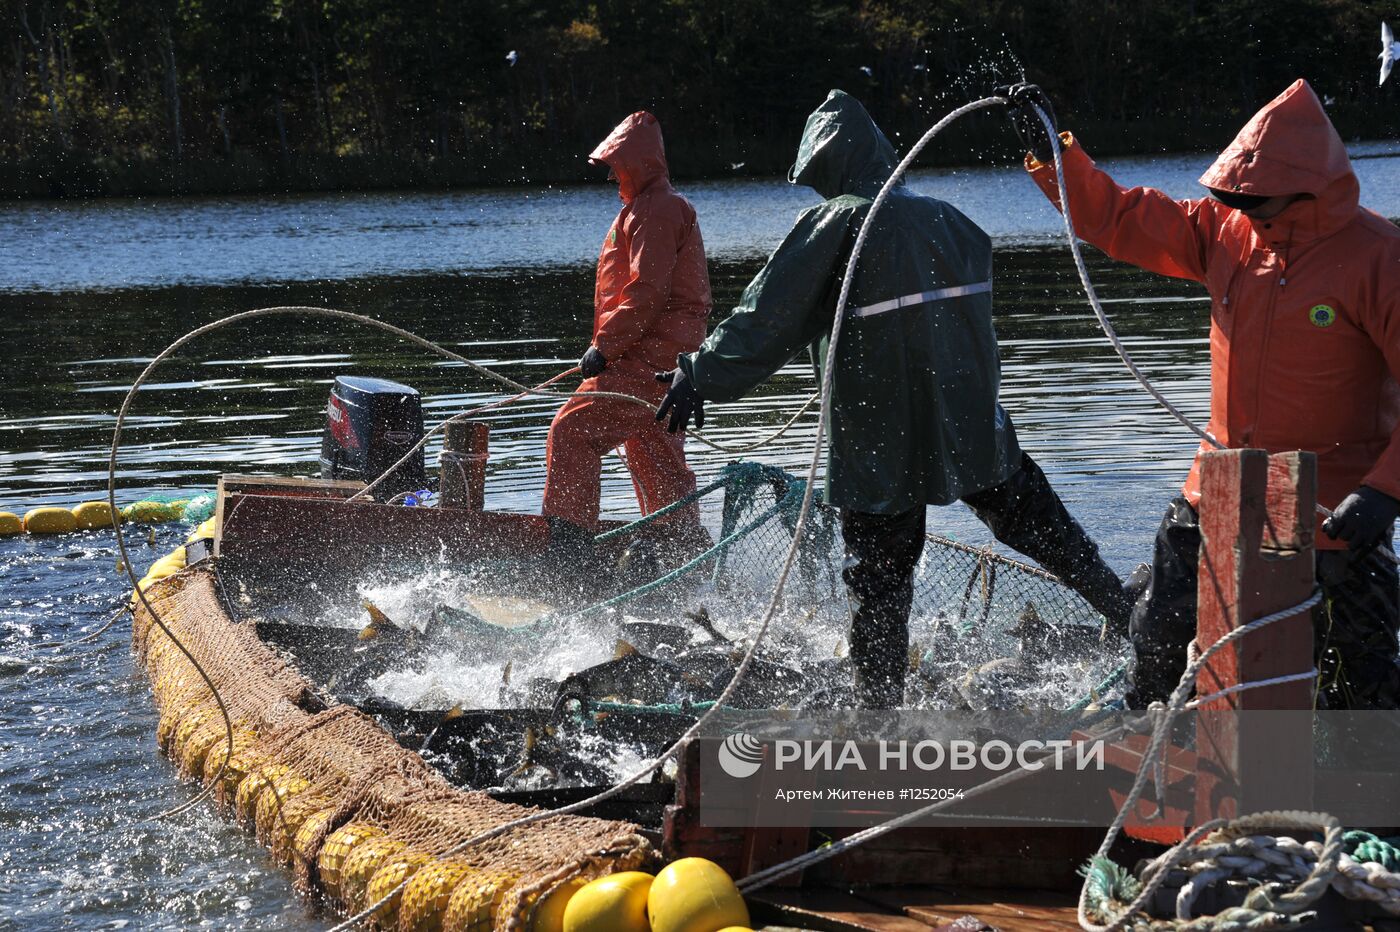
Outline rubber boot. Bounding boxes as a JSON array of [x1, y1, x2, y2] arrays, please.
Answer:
[[543, 516, 610, 600], [1122, 498, 1202, 710], [841, 508, 925, 711], [962, 453, 1133, 638]]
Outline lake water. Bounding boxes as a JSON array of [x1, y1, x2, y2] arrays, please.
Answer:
[[2, 141, 1398, 929]]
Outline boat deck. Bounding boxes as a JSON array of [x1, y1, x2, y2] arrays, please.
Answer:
[[752, 886, 1081, 930]]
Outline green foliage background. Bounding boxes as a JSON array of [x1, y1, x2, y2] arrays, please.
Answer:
[[2, 0, 1394, 197]]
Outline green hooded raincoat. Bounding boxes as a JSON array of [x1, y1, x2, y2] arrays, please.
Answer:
[[681, 90, 1019, 513]]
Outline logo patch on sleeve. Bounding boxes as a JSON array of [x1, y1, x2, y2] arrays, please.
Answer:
[[1308, 304, 1336, 328]]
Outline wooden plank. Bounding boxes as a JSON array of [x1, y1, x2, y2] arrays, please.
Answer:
[[809, 826, 1100, 891], [751, 888, 946, 931], [214, 474, 366, 554], [1194, 450, 1316, 826], [219, 491, 550, 561], [854, 887, 1082, 931], [740, 760, 814, 887]]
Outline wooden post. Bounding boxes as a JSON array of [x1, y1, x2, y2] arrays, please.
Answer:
[[1193, 449, 1316, 824], [439, 420, 489, 510]]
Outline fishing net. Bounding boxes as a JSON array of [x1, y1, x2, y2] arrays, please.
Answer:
[[618, 462, 1127, 709], [121, 490, 216, 524], [126, 461, 1122, 926], [132, 569, 651, 930]]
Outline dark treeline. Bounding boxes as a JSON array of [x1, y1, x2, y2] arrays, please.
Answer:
[[2, 0, 1394, 198]]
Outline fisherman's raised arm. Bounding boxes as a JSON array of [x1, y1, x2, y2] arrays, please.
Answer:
[[1001, 84, 1219, 284]]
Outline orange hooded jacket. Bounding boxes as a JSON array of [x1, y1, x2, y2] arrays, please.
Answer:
[[587, 112, 712, 379], [1028, 79, 1400, 549]]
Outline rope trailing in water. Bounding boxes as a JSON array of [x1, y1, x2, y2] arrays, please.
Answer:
[[328, 93, 1011, 932], [30, 604, 131, 650]]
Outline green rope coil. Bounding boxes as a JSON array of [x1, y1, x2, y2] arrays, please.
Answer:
[[1344, 830, 1400, 870]]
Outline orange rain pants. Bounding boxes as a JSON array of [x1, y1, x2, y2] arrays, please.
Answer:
[[542, 369, 698, 530]]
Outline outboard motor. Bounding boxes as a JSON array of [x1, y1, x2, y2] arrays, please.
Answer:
[[319, 376, 425, 500]]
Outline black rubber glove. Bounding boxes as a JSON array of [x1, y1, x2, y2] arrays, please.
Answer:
[[1323, 486, 1400, 553], [654, 368, 704, 434], [994, 81, 1058, 163], [579, 346, 607, 379]]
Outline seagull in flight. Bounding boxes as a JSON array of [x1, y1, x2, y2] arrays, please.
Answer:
[[506, 49, 519, 67], [858, 65, 872, 77], [1381, 22, 1398, 85]]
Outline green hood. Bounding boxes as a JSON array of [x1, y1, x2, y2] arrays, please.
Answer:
[[788, 90, 901, 199]]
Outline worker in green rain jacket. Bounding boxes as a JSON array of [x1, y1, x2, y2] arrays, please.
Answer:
[[656, 90, 1130, 708]]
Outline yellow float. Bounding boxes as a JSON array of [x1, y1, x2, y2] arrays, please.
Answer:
[[397, 860, 474, 932], [443, 869, 518, 931], [178, 718, 235, 777], [363, 849, 434, 927], [529, 877, 587, 932], [186, 517, 217, 542], [647, 858, 750, 932], [71, 501, 115, 529], [562, 871, 653, 932], [253, 771, 313, 843], [290, 806, 339, 866], [338, 836, 408, 912], [233, 762, 292, 825], [122, 499, 189, 523], [316, 821, 387, 902], [23, 507, 77, 535], [265, 790, 333, 863], [0, 512, 21, 536]]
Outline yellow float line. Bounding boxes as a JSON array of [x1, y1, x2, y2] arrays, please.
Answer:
[[0, 499, 199, 536]]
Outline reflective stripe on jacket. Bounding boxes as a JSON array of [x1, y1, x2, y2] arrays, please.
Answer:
[[684, 90, 1020, 513]]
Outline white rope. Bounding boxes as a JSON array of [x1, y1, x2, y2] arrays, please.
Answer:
[[736, 591, 1324, 899], [1076, 591, 1324, 932], [347, 370, 821, 504], [325, 94, 1010, 932], [1158, 832, 1400, 921], [1185, 669, 1318, 710]]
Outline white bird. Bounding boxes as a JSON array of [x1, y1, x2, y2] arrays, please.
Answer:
[[1380, 22, 1398, 86], [506, 49, 519, 67], [729, 161, 745, 171], [858, 65, 873, 77], [913, 63, 927, 72]]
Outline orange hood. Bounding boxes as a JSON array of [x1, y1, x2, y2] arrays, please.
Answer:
[[1199, 78, 1359, 241], [589, 111, 669, 203]]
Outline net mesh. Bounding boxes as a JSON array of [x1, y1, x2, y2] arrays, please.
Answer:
[[132, 569, 651, 930], [636, 464, 1123, 707]]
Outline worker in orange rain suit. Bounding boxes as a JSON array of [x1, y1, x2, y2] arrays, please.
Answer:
[[1001, 79, 1400, 710], [541, 111, 712, 574]]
